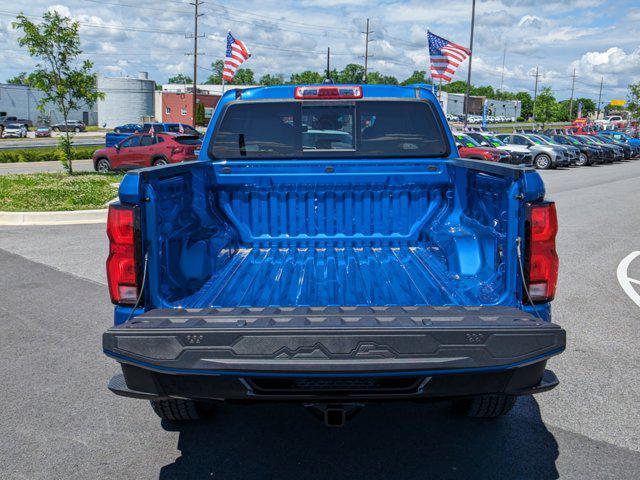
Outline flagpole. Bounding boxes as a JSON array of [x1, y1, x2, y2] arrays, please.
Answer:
[[463, 0, 476, 128], [222, 78, 226, 95]]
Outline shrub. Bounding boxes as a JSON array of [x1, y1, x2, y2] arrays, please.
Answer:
[[0, 146, 97, 164]]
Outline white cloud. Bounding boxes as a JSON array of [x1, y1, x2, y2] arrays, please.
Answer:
[[571, 47, 640, 85]]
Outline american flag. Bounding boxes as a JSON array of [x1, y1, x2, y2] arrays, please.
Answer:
[[223, 32, 251, 83], [428, 31, 471, 83]]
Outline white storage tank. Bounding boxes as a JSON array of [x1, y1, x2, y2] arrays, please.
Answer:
[[97, 73, 155, 128]]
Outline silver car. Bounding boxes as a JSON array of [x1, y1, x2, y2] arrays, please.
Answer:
[[1, 123, 28, 138], [495, 133, 570, 169]]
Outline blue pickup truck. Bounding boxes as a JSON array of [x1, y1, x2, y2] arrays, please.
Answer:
[[105, 122, 201, 147], [102, 84, 565, 426]]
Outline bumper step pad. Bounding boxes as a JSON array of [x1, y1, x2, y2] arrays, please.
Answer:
[[103, 306, 565, 375]]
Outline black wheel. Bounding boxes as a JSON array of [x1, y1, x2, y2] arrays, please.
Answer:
[[534, 154, 552, 170], [53, 127, 60, 132], [576, 153, 589, 166], [153, 157, 168, 167], [453, 394, 517, 418], [114, 128, 120, 134], [74, 127, 80, 133], [96, 158, 111, 173], [150, 399, 213, 421]]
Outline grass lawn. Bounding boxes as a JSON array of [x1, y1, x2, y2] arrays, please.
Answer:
[[0, 172, 123, 212]]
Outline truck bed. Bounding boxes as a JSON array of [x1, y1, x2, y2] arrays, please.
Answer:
[[179, 245, 496, 308]]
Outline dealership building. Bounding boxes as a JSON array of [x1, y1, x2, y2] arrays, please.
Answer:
[[439, 91, 521, 119], [156, 83, 258, 125], [0, 83, 97, 125]]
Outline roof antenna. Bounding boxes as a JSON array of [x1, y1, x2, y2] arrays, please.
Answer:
[[323, 47, 333, 84]]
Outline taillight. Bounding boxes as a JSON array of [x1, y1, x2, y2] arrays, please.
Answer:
[[294, 85, 363, 99], [525, 202, 559, 302], [106, 204, 139, 305]]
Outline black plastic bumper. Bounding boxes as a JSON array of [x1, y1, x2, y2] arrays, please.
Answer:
[[104, 306, 564, 401]]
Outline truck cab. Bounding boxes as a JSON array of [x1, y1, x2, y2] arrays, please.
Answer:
[[102, 84, 565, 425]]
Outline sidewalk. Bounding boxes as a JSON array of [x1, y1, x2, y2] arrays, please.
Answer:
[[0, 159, 93, 175]]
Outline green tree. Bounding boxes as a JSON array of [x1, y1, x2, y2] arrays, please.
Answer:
[[231, 68, 255, 84], [365, 71, 399, 85], [441, 80, 468, 93], [168, 74, 192, 84], [338, 64, 365, 83], [6, 71, 37, 85], [533, 87, 557, 125], [289, 70, 324, 84], [13, 11, 102, 174], [400, 70, 428, 86], [205, 60, 224, 84], [555, 100, 571, 122], [515, 91, 533, 120], [575, 97, 596, 117], [259, 73, 285, 86], [628, 82, 640, 120], [471, 85, 495, 98], [195, 102, 205, 126]]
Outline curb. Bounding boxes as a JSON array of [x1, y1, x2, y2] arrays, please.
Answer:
[[0, 209, 107, 226]]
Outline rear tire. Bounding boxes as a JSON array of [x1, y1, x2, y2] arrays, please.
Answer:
[[453, 394, 517, 418], [152, 157, 168, 167], [150, 399, 212, 421], [74, 127, 80, 133], [96, 158, 111, 173], [534, 154, 552, 170]]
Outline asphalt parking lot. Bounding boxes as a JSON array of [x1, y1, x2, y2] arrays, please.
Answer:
[[1, 161, 639, 479]]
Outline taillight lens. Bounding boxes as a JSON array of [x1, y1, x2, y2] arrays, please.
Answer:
[[526, 202, 559, 302], [106, 204, 139, 304]]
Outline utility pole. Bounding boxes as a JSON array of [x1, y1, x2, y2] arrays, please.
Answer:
[[596, 76, 604, 120], [568, 68, 577, 120], [187, 1, 204, 128], [326, 47, 331, 81], [499, 44, 506, 93], [531, 66, 540, 122], [463, 0, 476, 127], [362, 18, 373, 83]]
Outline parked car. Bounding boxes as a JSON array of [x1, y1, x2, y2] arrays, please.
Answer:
[[597, 135, 634, 159], [1, 123, 28, 138], [93, 132, 201, 172], [102, 84, 565, 425], [528, 134, 581, 166], [113, 123, 142, 134], [453, 133, 513, 163], [466, 132, 533, 166], [550, 135, 600, 166], [495, 133, 570, 169], [34, 126, 52, 138], [568, 135, 615, 163], [51, 120, 86, 132], [0, 115, 32, 134], [577, 135, 625, 161], [599, 130, 640, 148], [105, 123, 201, 147]]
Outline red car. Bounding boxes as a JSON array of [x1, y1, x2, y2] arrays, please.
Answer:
[[454, 133, 512, 163], [93, 133, 201, 172]]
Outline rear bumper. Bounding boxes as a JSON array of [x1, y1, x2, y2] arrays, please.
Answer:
[[103, 306, 565, 401]]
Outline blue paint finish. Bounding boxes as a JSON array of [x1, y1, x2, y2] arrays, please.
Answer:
[[115, 84, 553, 327], [104, 347, 565, 378], [114, 305, 144, 326]]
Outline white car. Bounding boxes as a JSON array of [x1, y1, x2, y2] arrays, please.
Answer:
[[2, 123, 28, 138]]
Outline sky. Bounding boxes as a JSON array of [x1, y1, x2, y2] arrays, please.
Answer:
[[0, 0, 638, 103]]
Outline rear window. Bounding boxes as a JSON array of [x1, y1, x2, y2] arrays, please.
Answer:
[[174, 135, 202, 145], [210, 100, 448, 159]]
